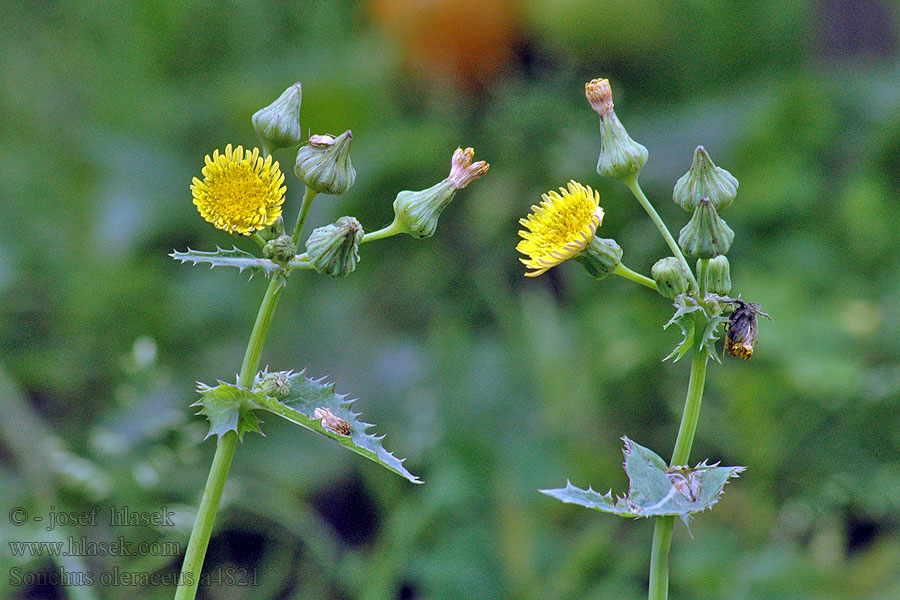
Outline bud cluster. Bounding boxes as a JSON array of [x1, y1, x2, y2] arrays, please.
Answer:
[[674, 146, 739, 259], [245, 83, 488, 279]]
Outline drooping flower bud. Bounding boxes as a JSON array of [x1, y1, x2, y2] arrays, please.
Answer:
[[257, 370, 293, 398], [575, 237, 622, 280], [673, 146, 738, 211], [294, 131, 356, 195], [703, 255, 732, 295], [262, 235, 296, 264], [392, 147, 489, 238], [678, 198, 734, 258], [305, 216, 364, 277], [585, 78, 648, 180], [652, 257, 691, 299], [725, 298, 769, 360], [252, 83, 303, 155]]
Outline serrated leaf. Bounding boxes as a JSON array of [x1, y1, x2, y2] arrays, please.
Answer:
[[541, 437, 744, 523], [699, 313, 729, 364], [253, 369, 421, 484], [663, 311, 695, 362], [171, 246, 279, 279], [194, 382, 267, 440]]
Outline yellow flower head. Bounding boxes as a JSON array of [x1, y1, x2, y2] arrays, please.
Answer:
[[191, 144, 287, 235], [516, 181, 604, 277]]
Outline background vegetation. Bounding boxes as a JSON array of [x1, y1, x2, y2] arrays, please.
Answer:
[[3, 1, 900, 598]]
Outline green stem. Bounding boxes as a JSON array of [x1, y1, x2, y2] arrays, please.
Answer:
[[648, 516, 675, 600], [361, 218, 406, 243], [647, 328, 709, 600], [613, 263, 658, 291], [174, 273, 285, 600], [251, 233, 267, 249], [621, 174, 698, 292], [696, 258, 709, 298], [292, 186, 318, 244]]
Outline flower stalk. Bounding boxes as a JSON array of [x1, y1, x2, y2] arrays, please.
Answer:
[[175, 274, 285, 600], [621, 173, 698, 292], [648, 326, 709, 600]]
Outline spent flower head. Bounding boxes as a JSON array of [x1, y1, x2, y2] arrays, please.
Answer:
[[391, 147, 489, 239], [517, 180, 604, 277], [191, 144, 286, 235], [585, 78, 648, 180], [447, 147, 491, 189]]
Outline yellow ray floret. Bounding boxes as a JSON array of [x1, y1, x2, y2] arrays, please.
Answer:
[[516, 180, 604, 277], [191, 144, 287, 235]]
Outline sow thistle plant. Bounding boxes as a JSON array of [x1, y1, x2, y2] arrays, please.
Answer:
[[170, 82, 487, 600], [519, 78, 769, 599]]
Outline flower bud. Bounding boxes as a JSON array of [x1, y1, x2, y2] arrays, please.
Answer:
[[252, 83, 303, 155], [392, 147, 489, 238], [258, 370, 293, 398], [262, 235, 296, 264], [673, 146, 738, 211], [294, 131, 356, 195], [305, 216, 364, 277], [652, 257, 691, 299], [585, 79, 648, 180], [678, 198, 734, 258], [575, 237, 622, 280], [703, 255, 732, 295]]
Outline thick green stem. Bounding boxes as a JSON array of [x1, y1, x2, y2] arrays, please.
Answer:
[[621, 174, 698, 292], [647, 321, 709, 600], [613, 263, 658, 291], [670, 333, 708, 466], [648, 516, 675, 600], [292, 186, 318, 244], [174, 274, 285, 600]]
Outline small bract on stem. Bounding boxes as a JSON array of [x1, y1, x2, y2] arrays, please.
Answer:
[[170, 82, 488, 600], [528, 77, 766, 600]]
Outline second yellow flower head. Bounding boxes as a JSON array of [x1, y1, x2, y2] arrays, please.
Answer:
[[516, 181, 604, 277]]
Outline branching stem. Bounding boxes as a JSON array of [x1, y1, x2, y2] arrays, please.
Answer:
[[621, 174, 698, 292]]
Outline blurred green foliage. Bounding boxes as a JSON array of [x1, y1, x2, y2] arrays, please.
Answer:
[[2, 1, 900, 598]]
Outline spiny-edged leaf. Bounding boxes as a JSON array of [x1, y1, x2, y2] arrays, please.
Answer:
[[171, 246, 279, 279], [663, 311, 695, 362], [193, 381, 267, 440], [540, 482, 639, 517], [253, 369, 421, 484], [541, 437, 744, 524], [699, 313, 729, 364]]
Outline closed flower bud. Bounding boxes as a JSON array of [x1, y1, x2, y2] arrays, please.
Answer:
[[678, 198, 734, 258], [294, 131, 356, 195], [252, 83, 303, 155], [575, 237, 622, 280], [262, 235, 296, 264], [392, 147, 489, 238], [306, 216, 364, 277], [704, 255, 732, 295], [652, 257, 691, 299], [585, 79, 648, 180], [673, 146, 738, 211], [258, 370, 292, 398]]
